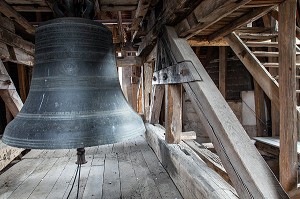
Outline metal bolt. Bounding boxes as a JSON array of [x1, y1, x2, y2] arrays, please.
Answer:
[[162, 73, 168, 80]]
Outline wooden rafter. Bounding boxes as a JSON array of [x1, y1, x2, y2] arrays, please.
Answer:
[[208, 6, 276, 41], [0, 0, 35, 34], [131, 0, 151, 42], [12, 5, 51, 12], [175, 0, 251, 39], [188, 37, 229, 46], [138, 0, 203, 56], [0, 26, 34, 56]]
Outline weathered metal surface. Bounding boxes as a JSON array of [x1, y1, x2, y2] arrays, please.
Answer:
[[3, 18, 145, 149], [152, 61, 202, 84], [153, 26, 202, 85]]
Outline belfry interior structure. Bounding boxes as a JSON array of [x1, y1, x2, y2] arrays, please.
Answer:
[[0, 0, 299, 198]]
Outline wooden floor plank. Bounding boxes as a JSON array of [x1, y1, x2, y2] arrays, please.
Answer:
[[8, 158, 58, 199], [129, 150, 162, 199], [46, 157, 78, 199], [0, 158, 43, 199], [102, 153, 121, 199], [27, 157, 70, 199], [22, 150, 44, 159], [0, 138, 183, 199], [66, 164, 91, 199], [97, 144, 113, 154], [82, 156, 105, 199], [112, 142, 125, 154], [85, 146, 98, 156], [139, 141, 183, 199], [118, 144, 142, 199], [48, 149, 70, 158]]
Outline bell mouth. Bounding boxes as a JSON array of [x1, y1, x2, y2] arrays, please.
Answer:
[[3, 112, 146, 149]]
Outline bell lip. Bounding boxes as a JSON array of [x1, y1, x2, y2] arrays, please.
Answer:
[[37, 17, 111, 33], [2, 125, 146, 150]]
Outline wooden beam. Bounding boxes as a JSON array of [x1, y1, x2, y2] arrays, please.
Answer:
[[0, 0, 35, 34], [149, 84, 164, 124], [17, 64, 28, 102], [165, 84, 182, 144], [12, 5, 51, 12], [137, 66, 144, 115], [116, 56, 142, 67], [0, 60, 23, 117], [117, 11, 124, 45], [208, 6, 275, 41], [175, 0, 251, 39], [269, 8, 300, 40], [143, 62, 153, 121], [254, 80, 267, 136], [219, 46, 227, 98], [0, 26, 35, 56], [188, 37, 229, 47], [145, 123, 239, 199], [278, 0, 298, 191], [224, 33, 280, 109], [181, 131, 196, 140], [184, 140, 231, 185], [0, 42, 34, 66], [137, 0, 202, 56], [131, 0, 151, 42], [131, 67, 139, 111], [164, 26, 288, 198], [100, 5, 137, 11], [289, 188, 300, 199]]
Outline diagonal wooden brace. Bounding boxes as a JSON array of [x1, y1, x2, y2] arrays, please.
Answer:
[[162, 26, 288, 198]]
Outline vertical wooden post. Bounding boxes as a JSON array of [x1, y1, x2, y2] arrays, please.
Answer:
[[165, 84, 182, 144], [267, 16, 280, 137], [131, 67, 138, 112], [137, 66, 144, 115], [219, 46, 227, 98], [17, 64, 28, 102], [278, 0, 298, 191], [149, 84, 164, 124], [5, 105, 13, 123], [254, 80, 266, 136], [143, 62, 153, 121]]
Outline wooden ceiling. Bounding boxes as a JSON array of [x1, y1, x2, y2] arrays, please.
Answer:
[[0, 0, 285, 59]]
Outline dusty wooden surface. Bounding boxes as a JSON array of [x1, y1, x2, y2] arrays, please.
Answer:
[[278, 0, 298, 191], [145, 123, 239, 199], [0, 136, 183, 199]]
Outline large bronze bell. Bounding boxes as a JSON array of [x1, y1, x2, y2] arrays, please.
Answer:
[[2, 18, 145, 149]]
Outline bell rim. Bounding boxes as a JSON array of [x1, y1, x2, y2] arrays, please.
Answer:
[[2, 125, 146, 149]]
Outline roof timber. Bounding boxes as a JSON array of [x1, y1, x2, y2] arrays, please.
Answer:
[[175, 0, 252, 39], [0, 0, 35, 34], [208, 5, 276, 41], [137, 0, 203, 56], [138, 0, 284, 58]]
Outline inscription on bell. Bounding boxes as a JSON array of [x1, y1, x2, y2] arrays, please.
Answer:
[[62, 62, 79, 76]]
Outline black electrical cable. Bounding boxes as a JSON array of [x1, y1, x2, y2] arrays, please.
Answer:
[[66, 155, 83, 199], [76, 158, 82, 199]]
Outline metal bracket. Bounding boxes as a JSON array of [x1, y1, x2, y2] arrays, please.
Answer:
[[152, 61, 202, 84], [152, 26, 202, 85]]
